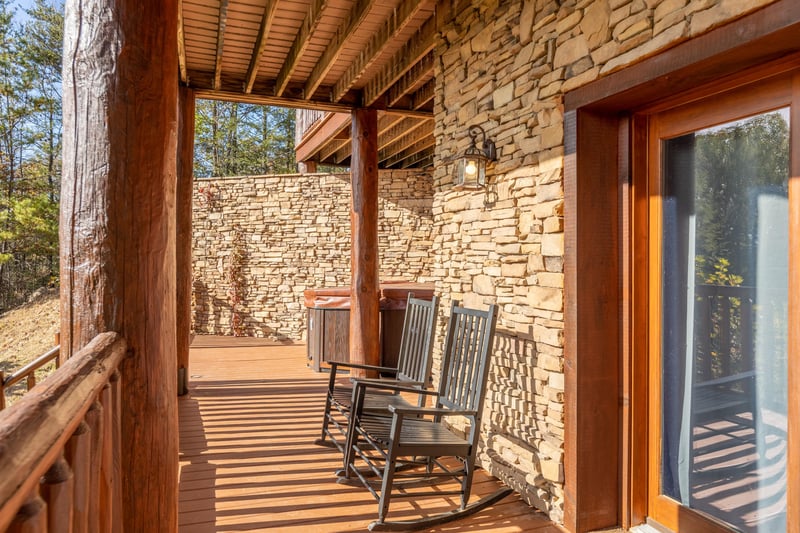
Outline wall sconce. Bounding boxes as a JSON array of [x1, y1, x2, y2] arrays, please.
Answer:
[[454, 125, 496, 189]]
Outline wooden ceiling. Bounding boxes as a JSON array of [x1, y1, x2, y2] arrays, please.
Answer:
[[179, 0, 438, 168]]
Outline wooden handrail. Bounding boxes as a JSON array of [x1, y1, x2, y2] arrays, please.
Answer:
[[2, 345, 60, 391], [0, 332, 127, 531]]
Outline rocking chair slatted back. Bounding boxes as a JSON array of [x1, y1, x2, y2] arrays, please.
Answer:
[[395, 295, 438, 385], [438, 302, 497, 414]]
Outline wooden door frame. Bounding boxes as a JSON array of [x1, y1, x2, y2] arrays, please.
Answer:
[[563, 2, 800, 531]]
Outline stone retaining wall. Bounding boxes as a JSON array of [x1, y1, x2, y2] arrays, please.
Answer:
[[432, 0, 778, 522], [192, 171, 434, 339]]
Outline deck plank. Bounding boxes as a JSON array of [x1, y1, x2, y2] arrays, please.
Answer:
[[179, 336, 562, 532]]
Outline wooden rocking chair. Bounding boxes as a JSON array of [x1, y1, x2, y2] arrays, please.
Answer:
[[341, 301, 511, 531], [314, 293, 439, 456]]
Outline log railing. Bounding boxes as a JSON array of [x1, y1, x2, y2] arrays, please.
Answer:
[[0, 342, 60, 411], [0, 332, 127, 532]]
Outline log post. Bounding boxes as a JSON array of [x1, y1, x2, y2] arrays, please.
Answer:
[[176, 86, 195, 397], [349, 108, 380, 375], [60, 0, 179, 529]]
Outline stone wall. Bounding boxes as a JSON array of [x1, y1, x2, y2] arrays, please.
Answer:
[[192, 171, 434, 339], [431, 0, 778, 523]]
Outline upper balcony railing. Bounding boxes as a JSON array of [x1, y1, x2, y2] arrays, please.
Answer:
[[1, 340, 60, 411], [295, 108, 329, 146], [0, 332, 127, 531]]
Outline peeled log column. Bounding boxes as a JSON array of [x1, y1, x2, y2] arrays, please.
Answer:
[[349, 108, 380, 375], [60, 0, 179, 530], [176, 86, 195, 396]]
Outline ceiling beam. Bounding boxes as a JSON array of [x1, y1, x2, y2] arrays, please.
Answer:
[[321, 138, 347, 161], [386, 51, 433, 106], [178, 2, 188, 83], [193, 88, 433, 118], [331, 0, 430, 102], [362, 17, 435, 106], [274, 0, 330, 97], [213, 0, 230, 91], [295, 112, 350, 162], [304, 0, 373, 100], [244, 0, 281, 94]]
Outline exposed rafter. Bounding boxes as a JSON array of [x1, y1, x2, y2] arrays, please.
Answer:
[[387, 51, 433, 106], [401, 146, 434, 168], [304, 0, 374, 100], [379, 120, 433, 162], [213, 0, 230, 91], [244, 0, 281, 94], [331, 0, 429, 102], [412, 78, 435, 109], [274, 0, 330, 97], [177, 2, 188, 83], [362, 17, 435, 106], [383, 133, 435, 167], [321, 138, 348, 162]]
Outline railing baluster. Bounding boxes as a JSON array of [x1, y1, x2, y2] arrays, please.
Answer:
[[66, 421, 90, 533], [8, 489, 47, 533], [109, 371, 123, 533], [41, 452, 74, 533], [85, 401, 103, 533], [100, 384, 113, 533]]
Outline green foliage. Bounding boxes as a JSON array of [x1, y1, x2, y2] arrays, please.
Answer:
[[0, 0, 62, 311], [194, 100, 296, 177]]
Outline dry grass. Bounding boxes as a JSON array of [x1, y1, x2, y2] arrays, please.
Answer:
[[0, 287, 60, 406]]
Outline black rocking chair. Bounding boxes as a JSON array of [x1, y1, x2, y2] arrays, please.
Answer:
[[341, 301, 511, 531], [314, 293, 439, 456]]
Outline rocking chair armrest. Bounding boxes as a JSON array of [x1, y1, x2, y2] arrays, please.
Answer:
[[329, 361, 397, 374], [351, 379, 440, 396], [388, 405, 476, 417], [350, 377, 425, 387]]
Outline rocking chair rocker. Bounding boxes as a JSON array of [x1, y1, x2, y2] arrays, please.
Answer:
[[341, 301, 511, 531], [314, 293, 439, 456]]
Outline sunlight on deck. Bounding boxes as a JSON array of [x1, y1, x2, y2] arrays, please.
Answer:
[[179, 336, 562, 532]]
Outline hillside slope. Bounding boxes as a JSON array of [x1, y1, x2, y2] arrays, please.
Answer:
[[0, 287, 60, 376]]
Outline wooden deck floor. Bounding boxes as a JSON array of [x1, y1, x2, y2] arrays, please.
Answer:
[[179, 336, 563, 532]]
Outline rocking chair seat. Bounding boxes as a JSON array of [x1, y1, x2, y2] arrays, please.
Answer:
[[358, 413, 472, 456], [331, 387, 419, 413]]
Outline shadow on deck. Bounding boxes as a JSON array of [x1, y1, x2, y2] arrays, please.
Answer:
[[179, 336, 562, 532]]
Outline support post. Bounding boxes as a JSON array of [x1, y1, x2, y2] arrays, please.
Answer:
[[61, 0, 179, 529], [177, 86, 195, 396], [349, 108, 380, 374]]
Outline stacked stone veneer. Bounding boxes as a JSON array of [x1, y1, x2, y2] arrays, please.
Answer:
[[430, 0, 778, 523], [192, 171, 433, 339]]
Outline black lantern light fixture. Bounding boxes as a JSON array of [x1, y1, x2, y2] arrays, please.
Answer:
[[454, 125, 496, 189]]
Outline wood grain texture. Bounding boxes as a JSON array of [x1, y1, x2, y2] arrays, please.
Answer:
[[60, 0, 179, 529], [0, 333, 126, 531], [563, 109, 621, 533], [349, 108, 380, 374], [177, 86, 195, 397]]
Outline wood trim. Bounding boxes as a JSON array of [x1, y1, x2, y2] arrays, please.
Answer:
[[564, 0, 800, 112], [212, 0, 230, 91], [627, 113, 650, 529], [274, 0, 330, 97], [564, 109, 621, 533], [304, 0, 374, 100], [788, 72, 800, 533], [244, 0, 280, 94]]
